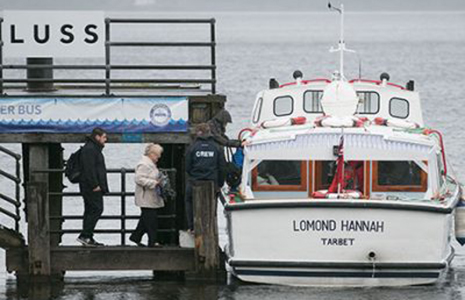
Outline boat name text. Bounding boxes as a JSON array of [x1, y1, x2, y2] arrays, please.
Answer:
[[292, 219, 385, 233]]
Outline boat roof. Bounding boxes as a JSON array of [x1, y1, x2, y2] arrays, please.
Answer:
[[250, 78, 423, 127], [244, 125, 439, 161]]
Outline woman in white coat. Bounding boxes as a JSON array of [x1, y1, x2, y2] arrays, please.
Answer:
[[130, 143, 164, 247]]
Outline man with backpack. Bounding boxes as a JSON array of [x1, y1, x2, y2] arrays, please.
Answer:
[[75, 127, 109, 247]]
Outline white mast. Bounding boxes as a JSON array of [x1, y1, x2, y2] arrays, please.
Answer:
[[328, 3, 355, 80]]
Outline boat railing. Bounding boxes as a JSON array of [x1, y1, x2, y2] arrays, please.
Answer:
[[0, 18, 217, 96]]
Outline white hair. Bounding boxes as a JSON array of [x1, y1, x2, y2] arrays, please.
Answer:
[[144, 143, 163, 157]]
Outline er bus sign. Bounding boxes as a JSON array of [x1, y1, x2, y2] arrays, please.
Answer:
[[2, 10, 104, 58]]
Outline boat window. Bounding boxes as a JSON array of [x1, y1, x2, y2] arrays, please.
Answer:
[[273, 96, 294, 116], [356, 91, 380, 114], [389, 98, 409, 119], [252, 97, 263, 124], [303, 90, 324, 113], [372, 161, 427, 192], [252, 160, 307, 191], [314, 161, 336, 190], [312, 160, 368, 195]]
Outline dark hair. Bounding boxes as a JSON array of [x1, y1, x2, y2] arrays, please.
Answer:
[[91, 127, 107, 139], [195, 123, 211, 136]]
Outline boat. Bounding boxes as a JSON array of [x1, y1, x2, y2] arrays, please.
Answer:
[[223, 4, 462, 287]]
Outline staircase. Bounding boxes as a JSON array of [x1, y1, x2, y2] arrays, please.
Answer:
[[0, 145, 24, 248]]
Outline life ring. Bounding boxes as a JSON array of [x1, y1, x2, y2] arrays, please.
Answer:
[[374, 117, 419, 129], [260, 116, 307, 129], [312, 190, 362, 199], [315, 116, 368, 128]]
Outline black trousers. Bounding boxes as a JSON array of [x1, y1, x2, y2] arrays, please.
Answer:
[[131, 208, 159, 246], [79, 187, 104, 239]]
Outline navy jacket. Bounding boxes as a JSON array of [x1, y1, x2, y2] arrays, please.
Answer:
[[186, 136, 226, 187]]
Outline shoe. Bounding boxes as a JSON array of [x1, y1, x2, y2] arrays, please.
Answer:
[[77, 237, 98, 247], [90, 238, 104, 247], [129, 236, 146, 247], [151, 242, 162, 248]]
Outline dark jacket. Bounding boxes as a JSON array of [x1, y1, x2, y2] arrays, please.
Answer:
[[207, 109, 242, 148], [79, 137, 109, 193], [186, 136, 226, 187]]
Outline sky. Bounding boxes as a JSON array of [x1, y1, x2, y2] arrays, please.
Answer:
[[0, 0, 464, 12]]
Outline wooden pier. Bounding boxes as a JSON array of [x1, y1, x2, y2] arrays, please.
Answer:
[[0, 16, 226, 283]]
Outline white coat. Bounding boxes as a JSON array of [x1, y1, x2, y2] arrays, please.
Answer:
[[134, 155, 164, 208]]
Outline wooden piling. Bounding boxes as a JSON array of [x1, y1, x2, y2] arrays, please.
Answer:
[[192, 180, 223, 280], [26, 182, 51, 278]]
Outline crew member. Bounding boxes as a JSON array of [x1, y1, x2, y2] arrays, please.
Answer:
[[185, 123, 226, 231]]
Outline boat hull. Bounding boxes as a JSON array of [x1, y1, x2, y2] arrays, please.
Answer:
[[224, 200, 454, 287]]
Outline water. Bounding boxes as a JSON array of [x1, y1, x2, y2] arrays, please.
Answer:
[[1, 10, 465, 299]]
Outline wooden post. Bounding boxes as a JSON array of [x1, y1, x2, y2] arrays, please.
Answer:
[[25, 144, 51, 280], [192, 180, 221, 279], [26, 182, 51, 277]]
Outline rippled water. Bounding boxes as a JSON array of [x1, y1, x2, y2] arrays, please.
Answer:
[[0, 10, 465, 299]]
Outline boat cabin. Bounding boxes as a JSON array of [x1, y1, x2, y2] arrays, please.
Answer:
[[240, 75, 447, 202], [250, 75, 423, 127]]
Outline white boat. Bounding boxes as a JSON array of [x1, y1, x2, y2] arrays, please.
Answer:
[[224, 4, 462, 287]]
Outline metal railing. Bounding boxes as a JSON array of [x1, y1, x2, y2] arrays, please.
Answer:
[[33, 168, 177, 246], [0, 145, 21, 232], [0, 18, 217, 95]]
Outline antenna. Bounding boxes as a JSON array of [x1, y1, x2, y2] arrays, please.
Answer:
[[328, 2, 355, 80]]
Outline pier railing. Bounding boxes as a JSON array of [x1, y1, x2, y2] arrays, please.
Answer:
[[0, 18, 217, 95], [32, 167, 177, 246], [0, 145, 21, 232]]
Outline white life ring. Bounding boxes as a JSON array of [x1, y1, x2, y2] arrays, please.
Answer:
[[315, 116, 368, 128], [374, 117, 419, 129], [260, 116, 307, 129]]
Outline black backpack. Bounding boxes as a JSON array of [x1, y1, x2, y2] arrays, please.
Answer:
[[65, 148, 82, 183]]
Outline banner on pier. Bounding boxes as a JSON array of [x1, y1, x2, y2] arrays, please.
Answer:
[[0, 97, 188, 133]]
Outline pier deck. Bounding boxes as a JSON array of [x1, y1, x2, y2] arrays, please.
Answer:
[[7, 246, 195, 273]]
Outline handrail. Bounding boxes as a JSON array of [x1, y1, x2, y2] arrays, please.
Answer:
[[0, 145, 21, 160], [0, 146, 21, 231], [2, 64, 216, 70], [0, 17, 217, 95], [33, 167, 177, 246]]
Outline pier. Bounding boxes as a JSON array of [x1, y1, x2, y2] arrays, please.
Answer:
[[0, 16, 226, 284]]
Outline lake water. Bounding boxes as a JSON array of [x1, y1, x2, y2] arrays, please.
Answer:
[[1, 10, 465, 299]]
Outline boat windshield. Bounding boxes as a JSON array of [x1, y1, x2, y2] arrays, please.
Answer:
[[249, 159, 428, 199]]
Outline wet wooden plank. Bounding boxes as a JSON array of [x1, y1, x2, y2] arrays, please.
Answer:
[[51, 246, 195, 271], [6, 246, 196, 273]]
